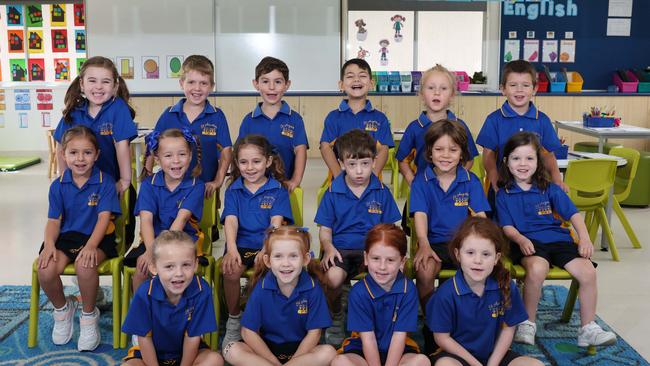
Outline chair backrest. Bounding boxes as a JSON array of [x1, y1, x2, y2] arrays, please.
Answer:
[[564, 159, 617, 207], [199, 193, 217, 256], [114, 190, 130, 256], [609, 147, 640, 201], [290, 187, 304, 227]]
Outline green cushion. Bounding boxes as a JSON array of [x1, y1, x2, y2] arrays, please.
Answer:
[[0, 156, 41, 171]]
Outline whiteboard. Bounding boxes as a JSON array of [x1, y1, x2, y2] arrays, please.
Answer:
[[86, 0, 340, 92]]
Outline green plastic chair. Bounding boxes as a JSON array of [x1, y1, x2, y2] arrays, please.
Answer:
[[385, 147, 401, 200], [505, 258, 578, 323], [120, 193, 218, 348], [469, 154, 489, 195], [564, 159, 619, 261], [28, 191, 129, 349], [608, 147, 641, 249], [212, 188, 304, 349]]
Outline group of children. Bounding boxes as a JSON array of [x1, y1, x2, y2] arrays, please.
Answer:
[[36, 53, 618, 366]]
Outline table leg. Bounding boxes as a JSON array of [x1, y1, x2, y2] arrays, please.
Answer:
[[134, 142, 143, 188], [598, 137, 604, 153]]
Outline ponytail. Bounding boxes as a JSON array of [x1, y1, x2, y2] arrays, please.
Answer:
[[493, 260, 512, 309], [62, 77, 84, 123], [230, 134, 287, 188]]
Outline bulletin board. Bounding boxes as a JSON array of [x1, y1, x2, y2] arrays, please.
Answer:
[[86, 0, 341, 92], [500, 0, 650, 90]]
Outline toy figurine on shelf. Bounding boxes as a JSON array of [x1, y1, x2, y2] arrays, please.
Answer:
[[379, 39, 389, 65], [391, 14, 405, 42]]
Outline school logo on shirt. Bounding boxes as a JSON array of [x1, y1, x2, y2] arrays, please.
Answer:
[[202, 123, 217, 136], [488, 300, 505, 318], [364, 120, 379, 132], [99, 122, 113, 136], [453, 192, 469, 207], [367, 200, 383, 214], [296, 299, 308, 315], [185, 305, 195, 321], [280, 123, 295, 138], [260, 195, 276, 209], [536, 201, 552, 215], [87, 193, 99, 206]]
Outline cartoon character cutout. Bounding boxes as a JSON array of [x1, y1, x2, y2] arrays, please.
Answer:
[[355, 19, 367, 41], [391, 14, 406, 42], [379, 39, 389, 66], [357, 46, 369, 60]]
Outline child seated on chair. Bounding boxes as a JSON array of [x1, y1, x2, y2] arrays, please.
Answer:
[[221, 134, 294, 347], [125, 128, 205, 293], [315, 129, 401, 345], [320, 58, 394, 178], [495, 132, 616, 348], [122, 230, 223, 366], [37, 125, 121, 352]]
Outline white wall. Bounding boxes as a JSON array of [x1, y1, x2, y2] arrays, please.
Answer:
[[0, 85, 67, 152]]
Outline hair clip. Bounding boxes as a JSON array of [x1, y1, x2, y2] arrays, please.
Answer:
[[180, 128, 197, 146], [145, 130, 161, 156]]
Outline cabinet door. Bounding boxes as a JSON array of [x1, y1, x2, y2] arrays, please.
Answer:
[[456, 95, 498, 137], [213, 96, 258, 142], [380, 95, 422, 130], [299, 96, 343, 158], [132, 97, 175, 128]]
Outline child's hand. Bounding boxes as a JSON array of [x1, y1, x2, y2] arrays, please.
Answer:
[[321, 247, 342, 271], [222, 251, 242, 275], [286, 179, 300, 193], [76, 246, 99, 268], [414, 245, 439, 272], [254, 249, 264, 265], [38, 245, 57, 269], [559, 181, 570, 194], [204, 181, 221, 198], [519, 239, 536, 256], [136, 251, 153, 275], [578, 238, 594, 258], [116, 179, 130, 196]]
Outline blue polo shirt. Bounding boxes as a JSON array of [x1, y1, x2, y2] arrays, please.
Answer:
[[134, 172, 205, 243], [396, 111, 479, 173], [426, 271, 527, 363], [153, 98, 232, 183], [238, 101, 308, 180], [221, 176, 293, 250], [48, 167, 121, 236], [242, 270, 331, 344], [320, 99, 394, 148], [122, 275, 216, 361], [315, 173, 401, 250], [496, 182, 578, 244], [476, 101, 562, 165], [410, 166, 490, 244], [54, 97, 137, 181], [345, 271, 418, 353]]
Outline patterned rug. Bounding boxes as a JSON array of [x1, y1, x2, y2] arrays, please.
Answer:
[[0, 285, 646, 365]]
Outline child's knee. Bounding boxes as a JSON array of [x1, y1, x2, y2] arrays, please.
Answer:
[[407, 353, 431, 366], [524, 261, 549, 281], [223, 267, 245, 281], [194, 350, 224, 366], [331, 354, 353, 366], [326, 267, 347, 288], [74, 262, 99, 278], [313, 344, 337, 363]]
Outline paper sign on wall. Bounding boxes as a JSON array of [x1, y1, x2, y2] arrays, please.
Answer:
[[54, 58, 70, 81], [42, 112, 51, 127], [36, 89, 53, 110], [117, 57, 134, 79], [503, 40, 520, 62], [523, 40, 539, 62], [559, 40, 576, 62], [167, 56, 184, 78], [8, 30, 25, 53], [6, 5, 24, 26], [51, 4, 67, 26], [0, 90, 5, 110], [0, 114, 5, 128], [10, 60, 27, 81], [51, 29, 68, 52], [28, 30, 44, 53], [542, 40, 558, 62], [28, 59, 45, 81], [15, 89, 31, 110], [142, 57, 160, 79], [19, 113, 28, 128]]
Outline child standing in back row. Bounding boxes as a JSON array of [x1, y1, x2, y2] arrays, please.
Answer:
[[320, 58, 394, 178], [397, 64, 478, 185], [148, 55, 232, 199], [238, 56, 308, 192]]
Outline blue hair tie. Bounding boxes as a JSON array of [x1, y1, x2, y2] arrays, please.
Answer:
[[145, 130, 161, 156], [180, 128, 197, 146]]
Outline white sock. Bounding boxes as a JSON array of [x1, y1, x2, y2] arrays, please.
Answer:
[[54, 302, 68, 312]]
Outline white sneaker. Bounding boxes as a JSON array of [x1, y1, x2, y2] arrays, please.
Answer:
[[578, 321, 617, 347], [131, 334, 139, 346], [52, 296, 77, 345], [77, 307, 101, 351], [325, 312, 345, 346], [514, 320, 536, 345], [221, 314, 242, 348]]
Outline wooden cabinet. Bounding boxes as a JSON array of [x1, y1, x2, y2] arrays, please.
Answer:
[[131, 97, 174, 128], [454, 95, 499, 137], [380, 95, 422, 130], [299, 96, 342, 157], [213, 96, 257, 142]]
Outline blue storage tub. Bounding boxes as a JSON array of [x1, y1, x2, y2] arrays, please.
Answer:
[[583, 116, 615, 128], [549, 72, 566, 93]]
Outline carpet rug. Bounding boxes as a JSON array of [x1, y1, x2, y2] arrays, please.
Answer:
[[0, 285, 646, 365]]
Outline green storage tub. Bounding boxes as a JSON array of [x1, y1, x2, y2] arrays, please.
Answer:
[[621, 151, 650, 206], [573, 141, 623, 154]]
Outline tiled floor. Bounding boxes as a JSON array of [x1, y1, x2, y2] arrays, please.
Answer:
[[2, 158, 649, 360]]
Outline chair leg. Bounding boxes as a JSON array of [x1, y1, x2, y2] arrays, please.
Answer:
[[212, 258, 223, 351], [586, 211, 599, 243], [28, 266, 40, 348], [112, 262, 122, 349], [561, 280, 579, 323], [597, 208, 619, 261], [120, 268, 134, 348], [613, 199, 642, 249]]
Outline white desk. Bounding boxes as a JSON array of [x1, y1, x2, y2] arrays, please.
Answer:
[[554, 120, 650, 153], [559, 151, 627, 252]]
